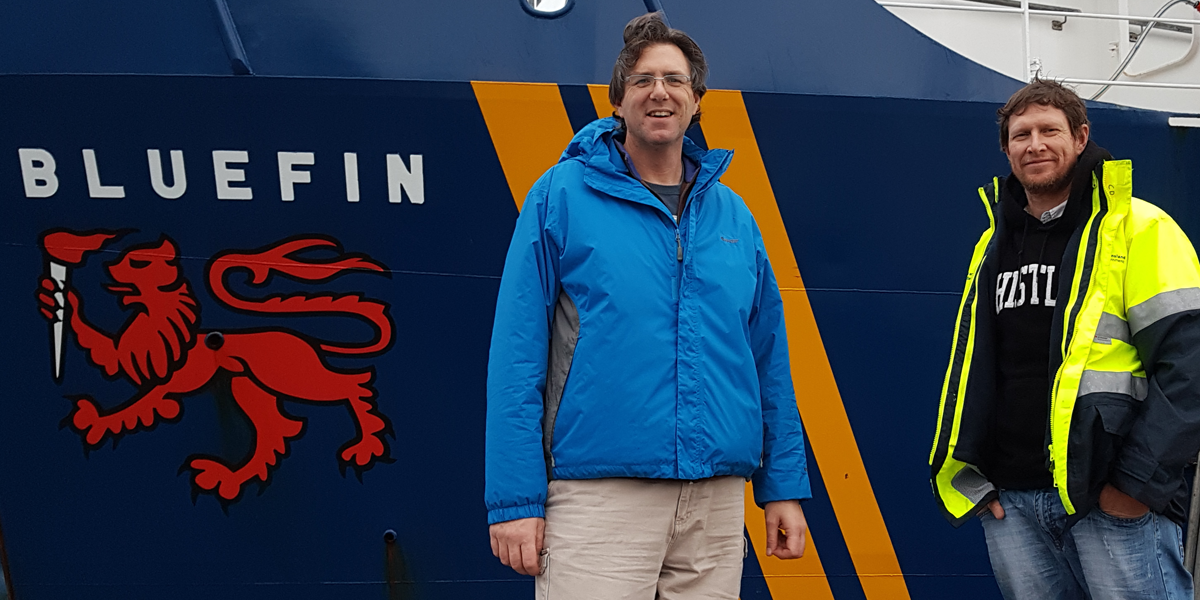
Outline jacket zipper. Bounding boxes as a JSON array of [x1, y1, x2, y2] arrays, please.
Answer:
[[1046, 205, 1102, 486]]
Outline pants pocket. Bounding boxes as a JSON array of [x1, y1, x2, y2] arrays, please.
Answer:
[[1094, 506, 1153, 526], [536, 549, 551, 600]]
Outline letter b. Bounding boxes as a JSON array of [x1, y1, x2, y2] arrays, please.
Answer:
[[19, 148, 59, 198]]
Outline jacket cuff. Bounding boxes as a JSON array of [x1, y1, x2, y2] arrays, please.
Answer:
[[487, 502, 546, 525], [1111, 449, 1173, 513], [751, 474, 813, 508]]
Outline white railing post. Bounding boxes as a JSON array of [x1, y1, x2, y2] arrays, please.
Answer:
[[1022, 0, 1033, 81], [1117, 0, 1132, 69]]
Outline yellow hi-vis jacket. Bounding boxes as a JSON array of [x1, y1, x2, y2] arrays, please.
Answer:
[[931, 158, 1200, 526]]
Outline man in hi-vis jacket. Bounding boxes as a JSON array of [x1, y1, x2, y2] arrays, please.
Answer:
[[931, 78, 1199, 600]]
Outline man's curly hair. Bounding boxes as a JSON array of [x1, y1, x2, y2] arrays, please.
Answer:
[[608, 12, 708, 127], [997, 78, 1089, 151]]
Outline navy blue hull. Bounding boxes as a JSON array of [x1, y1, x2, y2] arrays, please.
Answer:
[[1, 2, 1196, 598]]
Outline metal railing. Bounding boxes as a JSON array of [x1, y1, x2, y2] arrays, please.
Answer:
[[875, 0, 1200, 88]]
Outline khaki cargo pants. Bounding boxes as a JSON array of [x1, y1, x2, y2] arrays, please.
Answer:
[[536, 476, 746, 600]]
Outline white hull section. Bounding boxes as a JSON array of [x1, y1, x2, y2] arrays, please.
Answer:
[[879, 0, 1200, 115]]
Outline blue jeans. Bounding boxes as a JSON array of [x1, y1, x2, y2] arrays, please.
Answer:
[[980, 488, 1193, 600]]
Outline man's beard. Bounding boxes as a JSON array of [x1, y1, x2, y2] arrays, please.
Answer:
[[1021, 162, 1075, 196]]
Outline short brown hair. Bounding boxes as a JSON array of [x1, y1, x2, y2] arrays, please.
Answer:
[[997, 78, 1089, 150], [608, 12, 708, 127]]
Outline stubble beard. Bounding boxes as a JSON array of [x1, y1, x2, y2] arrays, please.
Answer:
[[1021, 160, 1076, 197]]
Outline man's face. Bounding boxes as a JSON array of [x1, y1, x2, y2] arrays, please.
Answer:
[[1004, 103, 1089, 196], [615, 43, 700, 151]]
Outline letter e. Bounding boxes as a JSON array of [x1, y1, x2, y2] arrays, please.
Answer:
[[213, 150, 252, 200]]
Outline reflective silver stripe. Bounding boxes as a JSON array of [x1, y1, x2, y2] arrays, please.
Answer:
[[1128, 287, 1200, 336], [1078, 370, 1149, 401], [1094, 312, 1131, 345], [951, 466, 995, 505]]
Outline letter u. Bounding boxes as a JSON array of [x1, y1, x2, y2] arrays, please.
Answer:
[[148, 149, 187, 199]]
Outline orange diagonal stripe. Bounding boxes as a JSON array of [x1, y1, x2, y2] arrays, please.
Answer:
[[700, 90, 912, 600], [472, 82, 575, 210], [587, 83, 612, 122]]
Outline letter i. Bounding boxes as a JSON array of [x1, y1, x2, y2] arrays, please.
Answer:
[[344, 153, 360, 203]]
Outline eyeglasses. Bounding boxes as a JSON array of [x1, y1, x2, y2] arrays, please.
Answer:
[[625, 74, 691, 89]]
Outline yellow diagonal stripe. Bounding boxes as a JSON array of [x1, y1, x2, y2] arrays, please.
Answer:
[[700, 89, 911, 600], [471, 81, 575, 211]]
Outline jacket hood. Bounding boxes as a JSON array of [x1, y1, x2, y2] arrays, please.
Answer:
[[558, 117, 620, 163], [560, 117, 733, 202]]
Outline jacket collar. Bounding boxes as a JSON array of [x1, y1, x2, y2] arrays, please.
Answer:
[[613, 137, 700, 187], [560, 117, 732, 207]]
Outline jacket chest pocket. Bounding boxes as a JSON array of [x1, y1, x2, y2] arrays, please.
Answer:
[[688, 236, 757, 306]]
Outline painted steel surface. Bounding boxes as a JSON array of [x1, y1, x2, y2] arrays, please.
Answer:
[[1, 75, 518, 599], [0, 0, 1018, 102], [3, 72, 1196, 598], [1, 1, 1199, 599]]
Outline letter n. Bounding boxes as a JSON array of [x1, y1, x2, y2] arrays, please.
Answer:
[[386, 154, 424, 204]]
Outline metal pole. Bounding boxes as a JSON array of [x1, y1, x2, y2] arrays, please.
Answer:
[[1117, 0, 1132, 67], [210, 0, 252, 75], [1059, 77, 1200, 89], [1022, 0, 1033, 81], [1031, 8, 1199, 26], [1186, 456, 1200, 581], [875, 3, 1200, 27]]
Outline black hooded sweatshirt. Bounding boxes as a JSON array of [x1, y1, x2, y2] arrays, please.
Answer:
[[985, 141, 1113, 490]]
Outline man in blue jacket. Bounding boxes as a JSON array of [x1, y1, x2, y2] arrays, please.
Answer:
[[486, 12, 811, 598]]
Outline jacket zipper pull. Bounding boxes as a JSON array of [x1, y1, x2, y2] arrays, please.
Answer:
[[676, 230, 683, 262]]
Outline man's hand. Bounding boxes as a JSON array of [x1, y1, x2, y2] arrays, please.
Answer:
[[979, 499, 1005, 519], [764, 500, 807, 559], [1098, 483, 1149, 519], [489, 517, 546, 576]]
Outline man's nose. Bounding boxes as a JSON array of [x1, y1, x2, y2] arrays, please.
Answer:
[[650, 79, 670, 98]]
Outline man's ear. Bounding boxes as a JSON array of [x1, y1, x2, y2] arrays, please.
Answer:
[[1075, 123, 1090, 153]]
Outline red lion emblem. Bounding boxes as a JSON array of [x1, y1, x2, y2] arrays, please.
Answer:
[[36, 230, 395, 503]]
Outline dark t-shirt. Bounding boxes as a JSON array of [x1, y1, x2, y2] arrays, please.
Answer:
[[644, 181, 682, 217]]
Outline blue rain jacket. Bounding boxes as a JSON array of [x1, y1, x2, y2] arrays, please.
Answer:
[[485, 118, 810, 525]]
